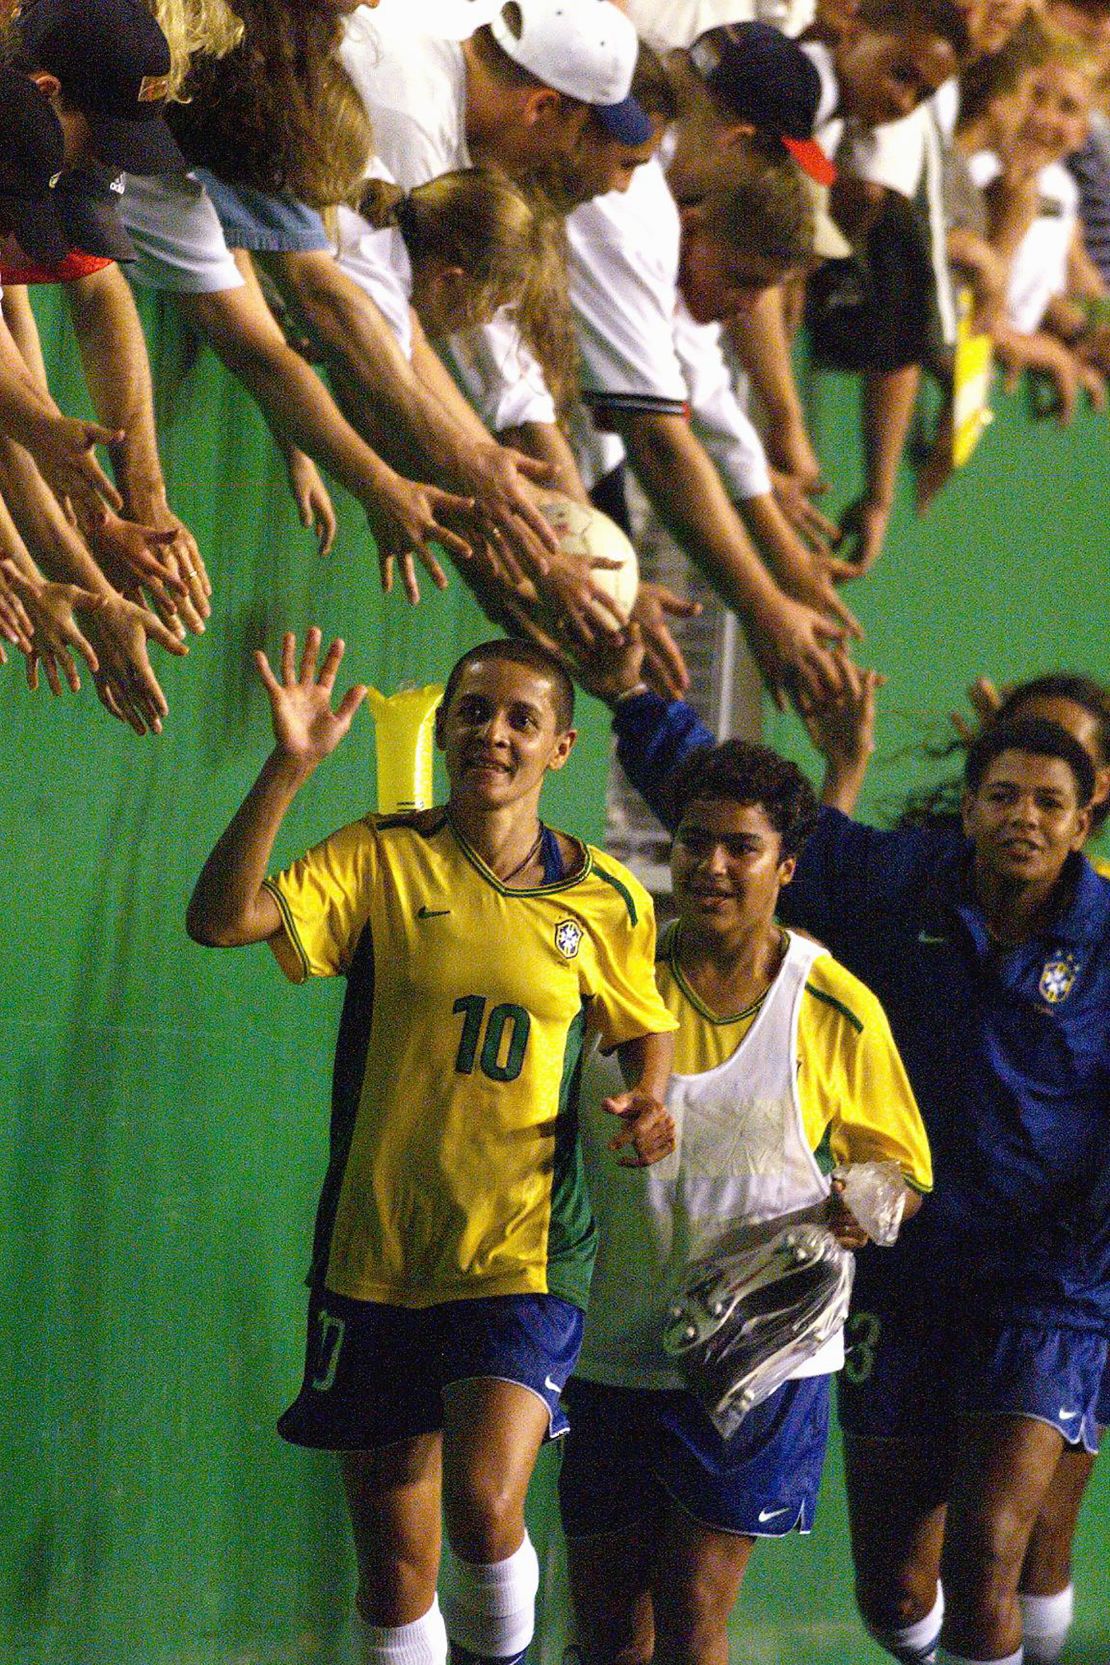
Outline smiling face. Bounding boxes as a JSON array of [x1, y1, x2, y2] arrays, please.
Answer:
[[671, 797, 797, 941], [836, 25, 960, 125], [437, 656, 576, 814], [962, 749, 1091, 888], [1021, 60, 1093, 164]]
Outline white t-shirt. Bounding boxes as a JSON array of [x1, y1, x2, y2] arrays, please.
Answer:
[[624, 0, 815, 52], [448, 310, 558, 430], [674, 302, 771, 500], [116, 172, 244, 295], [340, 13, 471, 187], [566, 149, 770, 500], [340, 12, 553, 429], [970, 152, 1078, 334], [332, 162, 416, 362], [566, 155, 688, 419]]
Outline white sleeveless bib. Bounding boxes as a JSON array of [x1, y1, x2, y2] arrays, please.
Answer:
[[578, 929, 844, 1388]]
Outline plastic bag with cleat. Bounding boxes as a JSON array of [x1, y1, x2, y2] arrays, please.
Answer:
[[662, 1224, 855, 1438]]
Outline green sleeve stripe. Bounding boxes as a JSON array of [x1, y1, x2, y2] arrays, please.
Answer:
[[904, 1175, 934, 1195], [592, 860, 638, 926], [804, 982, 865, 1034], [262, 879, 310, 981]]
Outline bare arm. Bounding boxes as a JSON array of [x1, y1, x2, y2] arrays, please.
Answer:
[[605, 1028, 676, 1167], [64, 265, 163, 509], [185, 751, 303, 948], [187, 629, 367, 946], [271, 250, 560, 573], [500, 419, 590, 504], [0, 433, 186, 732], [609, 406, 848, 706], [727, 284, 824, 488], [8, 278, 210, 627], [177, 267, 476, 604], [0, 295, 124, 515], [838, 364, 921, 575], [741, 490, 861, 635], [982, 165, 1040, 266], [800, 666, 883, 814]]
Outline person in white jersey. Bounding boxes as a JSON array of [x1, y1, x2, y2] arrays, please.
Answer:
[[339, 0, 653, 497], [564, 24, 863, 706], [559, 733, 932, 1665]]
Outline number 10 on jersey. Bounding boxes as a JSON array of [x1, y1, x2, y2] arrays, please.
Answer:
[[453, 995, 532, 1082]]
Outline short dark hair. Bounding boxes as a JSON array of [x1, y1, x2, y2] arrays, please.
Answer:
[[442, 637, 576, 732], [667, 739, 820, 857], [858, 0, 971, 59], [998, 672, 1110, 833], [965, 717, 1096, 805]]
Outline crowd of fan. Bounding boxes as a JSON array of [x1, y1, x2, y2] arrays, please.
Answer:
[[0, 0, 1106, 735]]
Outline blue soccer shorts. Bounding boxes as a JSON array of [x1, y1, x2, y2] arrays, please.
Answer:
[[557, 1373, 830, 1539], [1096, 1353, 1110, 1431], [278, 1286, 584, 1450], [838, 1283, 1106, 1454]]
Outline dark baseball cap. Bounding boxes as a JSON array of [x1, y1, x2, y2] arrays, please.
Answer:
[[14, 0, 186, 175], [687, 22, 837, 187], [0, 66, 70, 264], [54, 168, 136, 262]]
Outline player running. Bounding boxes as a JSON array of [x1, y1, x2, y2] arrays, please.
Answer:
[[558, 736, 930, 1665], [187, 630, 676, 1665]]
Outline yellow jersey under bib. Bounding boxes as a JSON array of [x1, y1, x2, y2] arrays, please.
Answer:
[[264, 808, 675, 1309]]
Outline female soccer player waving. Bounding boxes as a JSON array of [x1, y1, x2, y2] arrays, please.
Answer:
[[187, 628, 675, 1665]]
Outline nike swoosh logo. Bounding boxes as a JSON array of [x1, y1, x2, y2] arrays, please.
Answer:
[[757, 1507, 790, 1523], [1059, 1408, 1079, 1420], [544, 1374, 562, 1394], [917, 931, 948, 944], [417, 906, 451, 918]]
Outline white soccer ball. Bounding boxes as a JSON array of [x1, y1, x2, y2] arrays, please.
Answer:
[[538, 496, 640, 621]]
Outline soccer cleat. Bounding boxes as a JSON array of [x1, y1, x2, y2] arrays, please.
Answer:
[[663, 1224, 854, 1436]]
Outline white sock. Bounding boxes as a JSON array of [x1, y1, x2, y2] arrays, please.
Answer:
[[356, 1600, 449, 1665], [440, 1534, 540, 1659], [936, 1649, 1023, 1664], [1020, 1586, 1074, 1664], [865, 1585, 944, 1662]]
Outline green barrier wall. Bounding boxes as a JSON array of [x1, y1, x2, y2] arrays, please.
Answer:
[[3, 291, 1107, 1664]]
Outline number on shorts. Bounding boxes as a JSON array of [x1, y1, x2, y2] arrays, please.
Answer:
[[452, 995, 531, 1083], [312, 1309, 346, 1393], [843, 1310, 882, 1385]]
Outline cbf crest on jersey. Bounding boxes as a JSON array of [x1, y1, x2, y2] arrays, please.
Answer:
[[555, 919, 582, 959], [1039, 952, 1079, 1004]]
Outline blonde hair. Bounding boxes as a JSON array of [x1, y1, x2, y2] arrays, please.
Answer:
[[148, 0, 243, 101], [167, 0, 373, 209], [1037, 19, 1103, 82], [697, 135, 815, 270], [361, 168, 548, 319], [360, 167, 578, 411]]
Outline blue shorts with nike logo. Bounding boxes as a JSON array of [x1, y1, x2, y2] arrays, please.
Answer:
[[558, 1373, 830, 1539], [279, 1287, 583, 1450], [839, 1290, 1106, 1454]]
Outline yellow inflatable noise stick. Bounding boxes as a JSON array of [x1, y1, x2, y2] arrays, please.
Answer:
[[366, 684, 444, 813]]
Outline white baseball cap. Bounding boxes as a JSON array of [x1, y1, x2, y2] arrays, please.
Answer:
[[490, 0, 653, 143]]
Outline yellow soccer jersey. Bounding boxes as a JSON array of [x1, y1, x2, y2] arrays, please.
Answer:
[[264, 809, 676, 1309], [1092, 852, 1110, 879], [657, 926, 932, 1191]]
